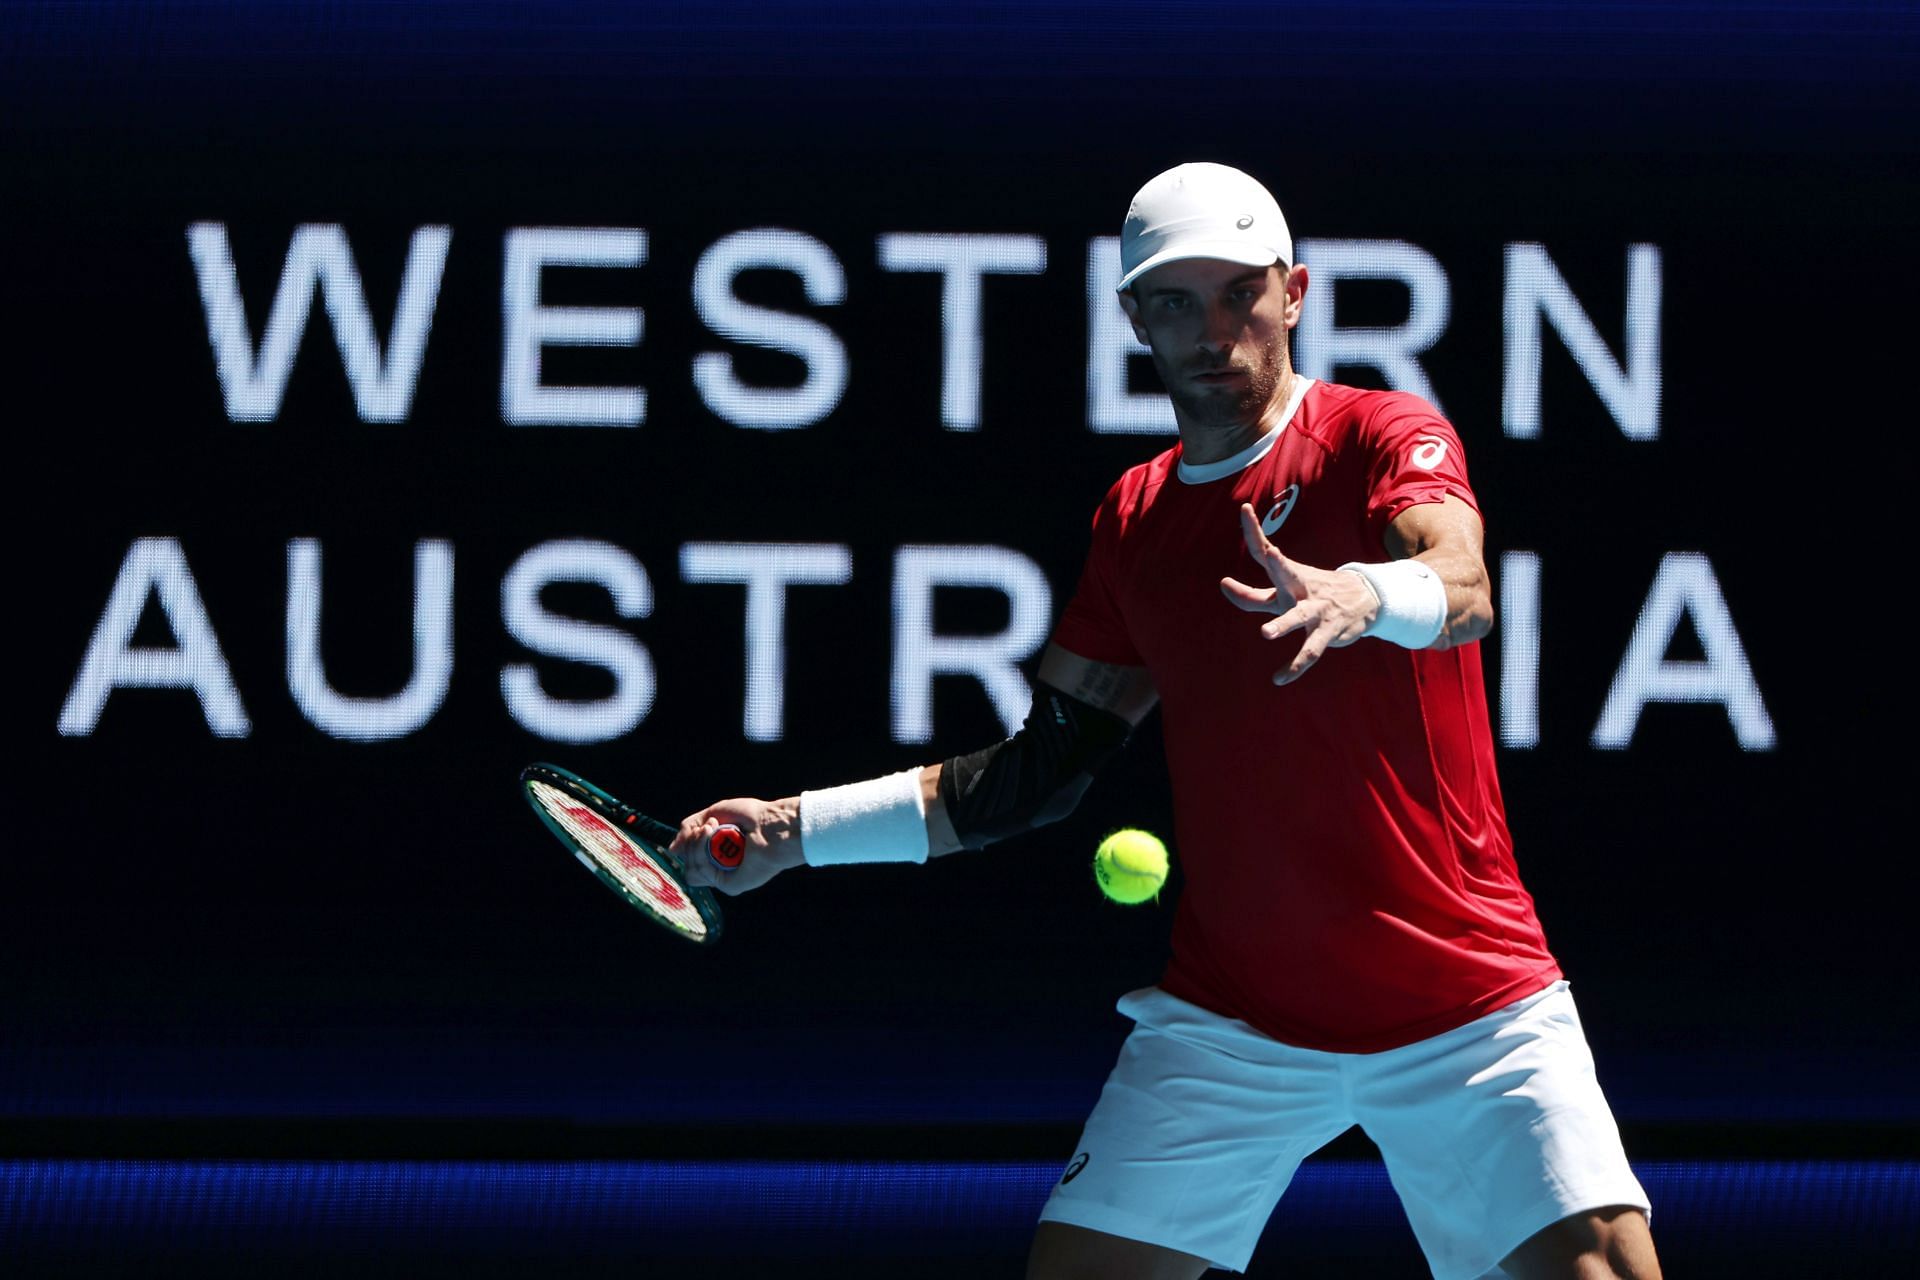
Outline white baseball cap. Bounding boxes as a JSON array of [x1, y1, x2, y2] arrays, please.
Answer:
[[1117, 162, 1292, 291]]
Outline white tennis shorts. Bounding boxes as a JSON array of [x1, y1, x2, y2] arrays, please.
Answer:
[[1038, 980, 1649, 1279]]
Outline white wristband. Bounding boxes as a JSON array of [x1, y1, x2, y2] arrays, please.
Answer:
[[799, 768, 930, 866], [1338, 559, 1447, 649]]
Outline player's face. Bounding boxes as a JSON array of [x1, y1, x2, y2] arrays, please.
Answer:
[[1121, 260, 1306, 430]]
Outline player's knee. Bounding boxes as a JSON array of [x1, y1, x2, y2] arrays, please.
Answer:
[[1026, 1221, 1210, 1280], [1501, 1205, 1661, 1280]]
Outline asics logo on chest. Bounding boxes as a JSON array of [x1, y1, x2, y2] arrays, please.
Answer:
[[1260, 484, 1300, 536]]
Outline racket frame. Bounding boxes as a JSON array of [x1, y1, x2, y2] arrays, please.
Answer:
[[519, 762, 724, 945]]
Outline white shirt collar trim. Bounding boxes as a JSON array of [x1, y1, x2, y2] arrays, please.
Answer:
[[1175, 377, 1316, 485]]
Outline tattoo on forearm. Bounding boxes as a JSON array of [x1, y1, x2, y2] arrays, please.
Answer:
[[1073, 664, 1127, 708]]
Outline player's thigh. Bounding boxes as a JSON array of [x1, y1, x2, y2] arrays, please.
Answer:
[[1028, 1221, 1212, 1280], [1353, 982, 1649, 1280], [1038, 988, 1351, 1272], [1496, 1205, 1661, 1280]]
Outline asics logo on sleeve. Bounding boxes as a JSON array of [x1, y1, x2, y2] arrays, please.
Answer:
[[1411, 437, 1449, 471], [1260, 484, 1300, 536], [1061, 1152, 1091, 1184]]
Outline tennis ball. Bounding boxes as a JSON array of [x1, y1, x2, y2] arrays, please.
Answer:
[[1094, 828, 1168, 905]]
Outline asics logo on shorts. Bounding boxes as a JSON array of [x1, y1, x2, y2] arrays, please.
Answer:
[[1260, 485, 1300, 536], [1061, 1152, 1091, 1184]]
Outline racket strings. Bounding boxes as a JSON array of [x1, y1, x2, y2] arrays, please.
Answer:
[[526, 780, 709, 937]]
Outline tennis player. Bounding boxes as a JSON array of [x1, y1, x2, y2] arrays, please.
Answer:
[[670, 162, 1661, 1280]]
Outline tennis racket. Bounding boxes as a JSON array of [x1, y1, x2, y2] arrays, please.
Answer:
[[520, 762, 727, 945]]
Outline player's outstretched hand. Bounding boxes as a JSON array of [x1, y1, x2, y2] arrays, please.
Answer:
[[669, 797, 805, 896], [1220, 502, 1379, 685]]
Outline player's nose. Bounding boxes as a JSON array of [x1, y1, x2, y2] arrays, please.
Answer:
[[1196, 304, 1237, 355]]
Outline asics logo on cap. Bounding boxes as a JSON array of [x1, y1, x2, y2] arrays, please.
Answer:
[[1116, 162, 1294, 291]]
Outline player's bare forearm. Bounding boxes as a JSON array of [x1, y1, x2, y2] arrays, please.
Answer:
[[1039, 644, 1159, 724], [1384, 495, 1494, 649]]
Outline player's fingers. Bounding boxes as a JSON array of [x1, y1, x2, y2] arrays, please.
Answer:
[[1237, 503, 1270, 560], [1275, 628, 1332, 685], [1220, 575, 1281, 612], [1260, 603, 1312, 640], [1237, 506, 1315, 598], [676, 803, 719, 831], [1259, 543, 1309, 597], [669, 813, 706, 855], [667, 817, 710, 874], [670, 812, 723, 859], [680, 852, 715, 888], [1240, 504, 1296, 581]]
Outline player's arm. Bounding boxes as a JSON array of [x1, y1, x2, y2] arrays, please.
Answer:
[[669, 644, 1156, 893], [1381, 494, 1492, 650], [924, 643, 1157, 858], [1220, 494, 1492, 684]]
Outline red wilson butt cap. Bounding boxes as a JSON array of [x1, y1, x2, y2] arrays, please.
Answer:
[[709, 824, 746, 870]]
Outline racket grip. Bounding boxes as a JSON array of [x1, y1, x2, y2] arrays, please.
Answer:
[[708, 823, 746, 871]]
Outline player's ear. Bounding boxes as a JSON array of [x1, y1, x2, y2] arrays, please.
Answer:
[[1117, 288, 1152, 348], [1282, 263, 1308, 329]]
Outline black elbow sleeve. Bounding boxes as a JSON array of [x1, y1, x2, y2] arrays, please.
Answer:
[[939, 682, 1134, 850]]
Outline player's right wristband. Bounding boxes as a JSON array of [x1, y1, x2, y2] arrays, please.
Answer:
[[1338, 558, 1447, 649], [799, 768, 930, 866]]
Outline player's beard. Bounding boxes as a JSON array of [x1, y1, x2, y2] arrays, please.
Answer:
[[1159, 325, 1289, 431]]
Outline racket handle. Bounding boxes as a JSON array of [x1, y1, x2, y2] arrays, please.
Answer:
[[708, 823, 746, 871]]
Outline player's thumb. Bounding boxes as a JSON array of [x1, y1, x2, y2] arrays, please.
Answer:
[[1220, 576, 1278, 611]]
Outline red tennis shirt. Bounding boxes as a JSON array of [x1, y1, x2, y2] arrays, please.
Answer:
[[1052, 378, 1561, 1053]]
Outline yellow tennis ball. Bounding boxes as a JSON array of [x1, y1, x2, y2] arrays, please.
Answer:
[[1094, 828, 1168, 905]]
